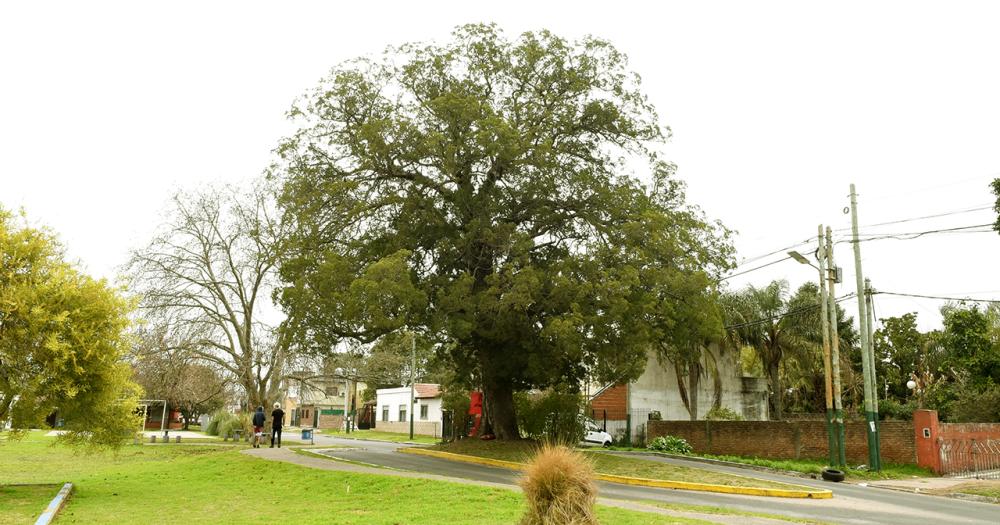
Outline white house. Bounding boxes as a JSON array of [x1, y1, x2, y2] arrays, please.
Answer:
[[375, 383, 443, 438]]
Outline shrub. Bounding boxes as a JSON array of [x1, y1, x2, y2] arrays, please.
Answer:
[[515, 391, 586, 444], [205, 409, 240, 437], [647, 435, 693, 455], [518, 444, 598, 525], [704, 406, 743, 421]]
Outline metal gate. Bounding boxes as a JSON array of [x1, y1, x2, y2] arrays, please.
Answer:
[[939, 438, 1000, 479]]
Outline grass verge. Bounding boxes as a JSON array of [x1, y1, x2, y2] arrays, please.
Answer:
[[0, 432, 699, 524], [951, 482, 1000, 501], [431, 440, 809, 490], [315, 429, 439, 445], [642, 501, 833, 524], [693, 453, 933, 480], [0, 484, 60, 525]]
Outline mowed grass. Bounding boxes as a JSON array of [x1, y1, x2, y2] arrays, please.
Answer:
[[316, 429, 439, 445], [951, 481, 1000, 500], [697, 454, 934, 480], [431, 440, 808, 490], [0, 484, 60, 525], [0, 432, 703, 524]]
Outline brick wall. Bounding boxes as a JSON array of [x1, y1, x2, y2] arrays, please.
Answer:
[[648, 419, 917, 464], [590, 384, 627, 418]]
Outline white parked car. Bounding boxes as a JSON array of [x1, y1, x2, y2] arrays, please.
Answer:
[[582, 422, 613, 447]]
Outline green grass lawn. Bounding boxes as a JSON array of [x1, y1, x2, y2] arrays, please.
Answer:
[[431, 440, 809, 490], [694, 454, 933, 480], [642, 501, 833, 524], [0, 432, 705, 524], [0, 484, 60, 525], [316, 429, 439, 445], [951, 482, 1000, 500]]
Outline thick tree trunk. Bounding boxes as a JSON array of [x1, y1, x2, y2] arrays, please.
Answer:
[[483, 379, 519, 440]]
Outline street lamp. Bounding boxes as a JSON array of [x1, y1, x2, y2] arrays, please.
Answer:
[[787, 250, 815, 268]]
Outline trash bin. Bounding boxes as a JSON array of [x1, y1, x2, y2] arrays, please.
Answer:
[[301, 429, 313, 441]]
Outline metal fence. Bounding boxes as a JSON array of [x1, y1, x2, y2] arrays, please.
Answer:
[[589, 408, 657, 447], [939, 438, 1000, 479]]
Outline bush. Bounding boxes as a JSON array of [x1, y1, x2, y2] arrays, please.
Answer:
[[647, 435, 693, 455], [878, 398, 918, 421], [704, 406, 742, 421], [518, 444, 598, 525], [515, 391, 586, 444], [205, 409, 241, 437]]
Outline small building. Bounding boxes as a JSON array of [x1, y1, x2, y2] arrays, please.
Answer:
[[588, 346, 768, 443], [375, 384, 443, 438], [281, 370, 367, 430]]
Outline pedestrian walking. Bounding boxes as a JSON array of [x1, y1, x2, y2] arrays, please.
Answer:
[[252, 406, 265, 448], [270, 402, 285, 448]]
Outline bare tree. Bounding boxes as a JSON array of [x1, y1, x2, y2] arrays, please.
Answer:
[[127, 184, 290, 412], [131, 325, 231, 429]]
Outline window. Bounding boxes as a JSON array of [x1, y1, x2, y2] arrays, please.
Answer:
[[381, 405, 389, 422], [420, 404, 428, 420], [398, 404, 407, 422], [325, 385, 339, 396]]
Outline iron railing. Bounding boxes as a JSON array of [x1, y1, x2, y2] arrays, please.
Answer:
[[939, 438, 1000, 479]]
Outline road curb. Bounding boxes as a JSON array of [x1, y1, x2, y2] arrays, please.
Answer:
[[399, 448, 833, 499], [34, 482, 73, 525]]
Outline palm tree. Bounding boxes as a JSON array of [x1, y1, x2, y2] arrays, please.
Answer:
[[722, 280, 813, 420]]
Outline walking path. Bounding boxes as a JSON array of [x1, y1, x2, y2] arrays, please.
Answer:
[[241, 446, 808, 525]]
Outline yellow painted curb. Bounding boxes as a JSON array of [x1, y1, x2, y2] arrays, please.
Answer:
[[399, 447, 832, 499]]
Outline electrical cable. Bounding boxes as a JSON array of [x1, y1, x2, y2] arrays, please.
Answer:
[[724, 293, 857, 330], [834, 223, 994, 244], [832, 205, 993, 232], [733, 237, 815, 268], [873, 291, 1000, 304], [720, 256, 792, 281]]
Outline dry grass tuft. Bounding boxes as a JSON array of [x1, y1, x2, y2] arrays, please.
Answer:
[[518, 443, 598, 525]]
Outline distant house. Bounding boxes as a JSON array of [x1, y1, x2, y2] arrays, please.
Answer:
[[375, 384, 443, 438], [588, 346, 768, 442], [283, 371, 367, 430]]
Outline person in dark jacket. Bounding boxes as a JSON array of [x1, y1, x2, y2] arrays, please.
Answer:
[[270, 402, 285, 448], [251, 406, 265, 448]]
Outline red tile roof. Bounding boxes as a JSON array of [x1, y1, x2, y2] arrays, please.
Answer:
[[414, 383, 441, 399]]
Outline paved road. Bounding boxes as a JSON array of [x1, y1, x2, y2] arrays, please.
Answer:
[[306, 434, 998, 524]]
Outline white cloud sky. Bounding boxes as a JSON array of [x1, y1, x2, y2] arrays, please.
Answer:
[[2, 1, 998, 333]]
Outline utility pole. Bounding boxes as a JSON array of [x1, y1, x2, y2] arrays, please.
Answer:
[[409, 331, 416, 441], [824, 227, 847, 467], [850, 183, 881, 470], [817, 225, 837, 467], [865, 278, 882, 471]]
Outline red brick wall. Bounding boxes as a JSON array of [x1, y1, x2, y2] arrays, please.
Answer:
[[939, 422, 1000, 441], [648, 419, 917, 464], [591, 384, 627, 419]]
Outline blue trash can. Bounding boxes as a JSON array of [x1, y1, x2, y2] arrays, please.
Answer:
[[301, 429, 313, 441]]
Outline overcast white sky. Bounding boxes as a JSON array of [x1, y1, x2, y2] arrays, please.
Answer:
[[2, 1, 998, 332]]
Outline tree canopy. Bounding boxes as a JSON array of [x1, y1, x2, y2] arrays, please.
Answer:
[[273, 24, 732, 438], [0, 208, 140, 447]]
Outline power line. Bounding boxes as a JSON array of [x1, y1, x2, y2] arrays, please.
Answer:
[[733, 237, 815, 268], [724, 293, 856, 330], [873, 291, 1000, 304], [832, 205, 993, 232], [720, 256, 791, 281], [834, 223, 994, 244]]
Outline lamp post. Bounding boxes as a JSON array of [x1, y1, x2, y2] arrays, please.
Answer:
[[789, 245, 840, 466], [409, 331, 416, 441]]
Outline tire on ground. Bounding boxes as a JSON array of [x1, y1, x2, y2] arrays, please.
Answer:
[[821, 468, 845, 482]]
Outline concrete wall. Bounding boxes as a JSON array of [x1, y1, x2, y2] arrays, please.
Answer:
[[648, 419, 917, 464], [375, 421, 442, 438], [630, 346, 762, 421]]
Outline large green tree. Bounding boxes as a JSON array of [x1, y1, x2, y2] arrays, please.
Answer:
[[274, 25, 731, 438], [0, 208, 141, 447]]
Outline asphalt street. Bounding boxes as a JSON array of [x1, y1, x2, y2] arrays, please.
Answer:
[[308, 433, 999, 525]]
